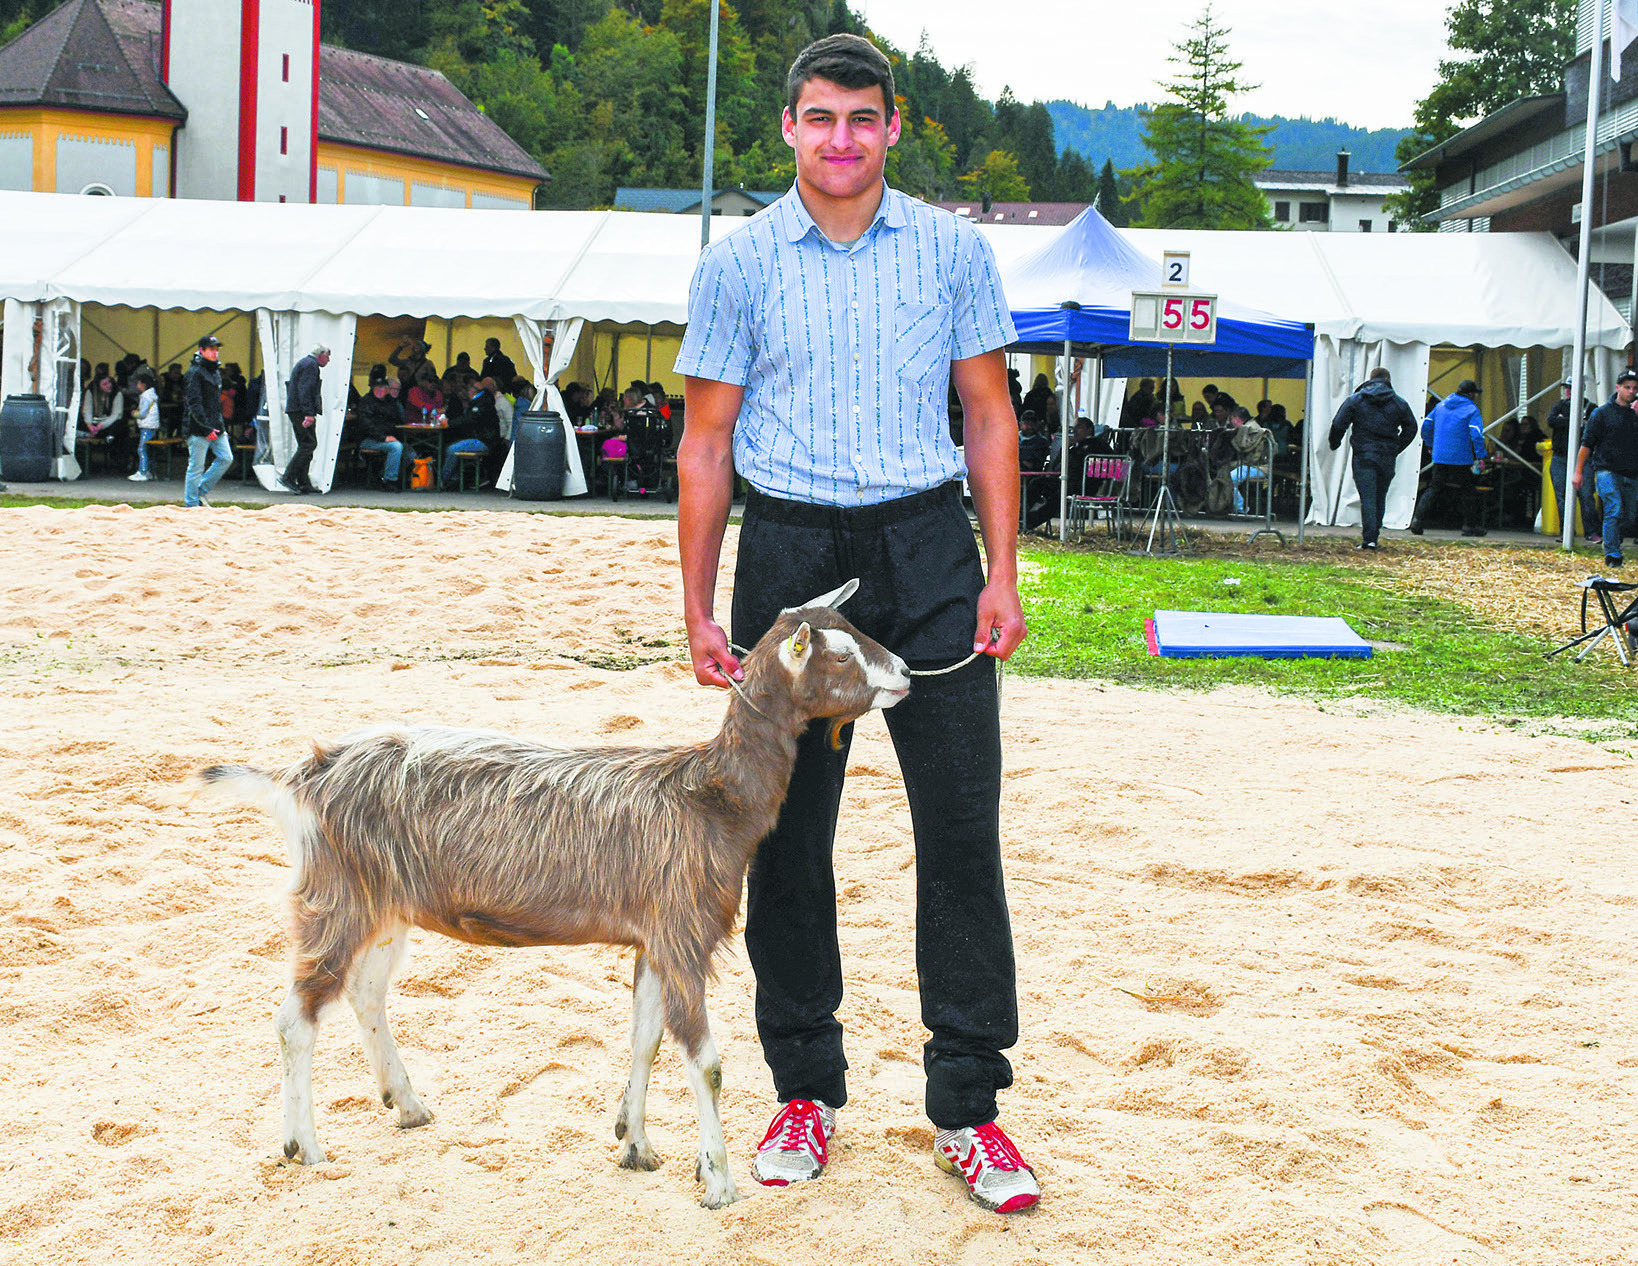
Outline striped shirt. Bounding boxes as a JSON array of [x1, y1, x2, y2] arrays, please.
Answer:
[[674, 182, 1016, 506]]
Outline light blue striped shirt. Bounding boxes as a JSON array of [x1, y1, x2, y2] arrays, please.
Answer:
[[674, 182, 1017, 506]]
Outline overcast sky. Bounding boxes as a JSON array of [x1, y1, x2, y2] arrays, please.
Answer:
[[848, 1, 1453, 131]]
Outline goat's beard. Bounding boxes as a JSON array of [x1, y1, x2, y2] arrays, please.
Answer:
[[826, 714, 863, 750]]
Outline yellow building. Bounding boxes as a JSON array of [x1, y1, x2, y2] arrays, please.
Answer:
[[0, 0, 545, 208]]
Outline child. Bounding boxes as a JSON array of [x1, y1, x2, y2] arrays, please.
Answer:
[[129, 368, 160, 481]]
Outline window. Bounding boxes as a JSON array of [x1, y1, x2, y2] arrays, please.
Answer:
[[1298, 201, 1328, 223], [282, 54, 289, 82], [1358, 219, 1372, 232], [1273, 200, 1290, 222], [1388, 220, 1398, 233], [280, 127, 288, 155]]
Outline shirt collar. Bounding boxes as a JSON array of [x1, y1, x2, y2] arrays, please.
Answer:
[[777, 181, 905, 245]]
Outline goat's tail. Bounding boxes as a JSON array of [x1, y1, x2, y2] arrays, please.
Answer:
[[197, 760, 315, 876]]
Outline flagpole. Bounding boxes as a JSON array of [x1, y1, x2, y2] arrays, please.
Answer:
[[1564, 0, 1609, 551]]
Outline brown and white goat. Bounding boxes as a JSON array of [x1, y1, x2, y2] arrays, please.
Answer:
[[200, 579, 908, 1208]]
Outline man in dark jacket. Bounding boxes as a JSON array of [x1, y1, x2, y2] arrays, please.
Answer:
[[1574, 369, 1638, 567], [280, 344, 329, 494], [182, 335, 232, 508], [1411, 378, 1487, 537], [354, 367, 405, 491], [440, 376, 502, 489], [1547, 380, 1599, 541], [1328, 366, 1418, 550], [480, 338, 516, 392]]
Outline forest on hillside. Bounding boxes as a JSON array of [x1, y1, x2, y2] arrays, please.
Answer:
[[0, 0, 1410, 211]]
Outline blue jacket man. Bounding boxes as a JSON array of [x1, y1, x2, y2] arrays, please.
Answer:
[[1411, 378, 1488, 536], [1328, 367, 1418, 549]]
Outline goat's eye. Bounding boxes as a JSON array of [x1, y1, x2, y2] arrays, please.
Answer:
[[834, 651, 852, 663]]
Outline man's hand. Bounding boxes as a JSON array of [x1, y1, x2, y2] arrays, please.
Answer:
[[973, 578, 1026, 660], [384, 434, 397, 443], [1573, 468, 1584, 488], [687, 617, 743, 687], [302, 416, 315, 428]]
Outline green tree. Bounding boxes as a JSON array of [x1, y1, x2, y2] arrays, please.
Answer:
[[958, 150, 1030, 204], [1095, 156, 1125, 224], [1126, 4, 1271, 230], [887, 111, 957, 200], [1388, 0, 1576, 230]]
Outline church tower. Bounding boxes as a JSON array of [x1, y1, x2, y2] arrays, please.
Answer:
[[162, 0, 319, 202]]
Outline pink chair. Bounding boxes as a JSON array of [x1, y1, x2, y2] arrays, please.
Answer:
[[1067, 455, 1133, 540]]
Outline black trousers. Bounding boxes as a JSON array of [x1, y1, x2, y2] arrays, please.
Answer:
[[731, 483, 1018, 1129], [283, 413, 318, 487], [1351, 449, 1397, 545], [1413, 462, 1480, 533]]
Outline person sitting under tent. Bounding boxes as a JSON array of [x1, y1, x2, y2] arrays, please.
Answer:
[[441, 377, 503, 490], [80, 365, 124, 449], [353, 366, 405, 492]]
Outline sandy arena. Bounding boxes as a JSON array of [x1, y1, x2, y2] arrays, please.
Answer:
[[0, 503, 1633, 1265]]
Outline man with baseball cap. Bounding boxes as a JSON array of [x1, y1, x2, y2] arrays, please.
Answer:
[[182, 335, 231, 507], [1411, 378, 1487, 537], [1547, 378, 1599, 541], [1574, 368, 1638, 567]]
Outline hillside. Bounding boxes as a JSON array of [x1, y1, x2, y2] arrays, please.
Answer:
[[1045, 100, 1410, 174]]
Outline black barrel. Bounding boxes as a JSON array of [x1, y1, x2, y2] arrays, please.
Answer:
[[511, 408, 566, 500], [0, 394, 56, 482]]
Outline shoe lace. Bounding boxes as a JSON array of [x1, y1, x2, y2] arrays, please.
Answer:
[[762, 1100, 826, 1159], [968, 1123, 1026, 1173]]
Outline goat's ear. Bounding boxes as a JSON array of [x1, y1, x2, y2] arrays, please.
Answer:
[[800, 578, 859, 611], [784, 621, 813, 667]]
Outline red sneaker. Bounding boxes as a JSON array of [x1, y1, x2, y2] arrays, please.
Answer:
[[934, 1121, 1040, 1213], [751, 1099, 835, 1186]]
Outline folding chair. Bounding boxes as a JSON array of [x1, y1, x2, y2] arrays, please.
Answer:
[[1066, 455, 1132, 541], [1545, 577, 1638, 667]]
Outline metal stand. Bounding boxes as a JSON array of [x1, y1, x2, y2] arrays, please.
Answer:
[[1134, 342, 1188, 555]]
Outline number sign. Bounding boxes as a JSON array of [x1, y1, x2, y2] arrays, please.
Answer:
[[1129, 291, 1218, 344]]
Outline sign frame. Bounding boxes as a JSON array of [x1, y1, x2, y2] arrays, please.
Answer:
[[1129, 290, 1219, 344]]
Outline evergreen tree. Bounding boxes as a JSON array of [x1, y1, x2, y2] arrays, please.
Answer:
[[1388, 0, 1576, 230], [1126, 4, 1272, 230], [1095, 157, 1126, 225], [958, 150, 1030, 204]]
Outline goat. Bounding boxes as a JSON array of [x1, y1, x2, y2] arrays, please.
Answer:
[[200, 579, 909, 1208]]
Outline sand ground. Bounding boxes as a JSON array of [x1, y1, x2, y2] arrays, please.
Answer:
[[0, 503, 1633, 1265]]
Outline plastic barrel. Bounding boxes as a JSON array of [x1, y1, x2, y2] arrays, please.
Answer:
[[0, 394, 56, 482], [511, 409, 566, 500]]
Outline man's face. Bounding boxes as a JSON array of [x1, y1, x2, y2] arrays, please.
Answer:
[[201, 345, 219, 362], [1620, 380, 1638, 406], [372, 384, 387, 398], [317, 352, 330, 367], [782, 77, 900, 203]]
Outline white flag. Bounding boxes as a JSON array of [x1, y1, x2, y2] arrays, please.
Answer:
[[1614, 0, 1638, 79]]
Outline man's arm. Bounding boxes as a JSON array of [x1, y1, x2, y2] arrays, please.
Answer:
[[678, 375, 745, 685], [951, 350, 1026, 659], [1327, 398, 1352, 451]]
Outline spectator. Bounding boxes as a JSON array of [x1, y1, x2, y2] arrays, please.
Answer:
[[1201, 383, 1219, 415], [1411, 378, 1487, 537], [1547, 380, 1599, 542], [494, 378, 515, 441], [1574, 368, 1638, 568], [512, 377, 535, 413], [1263, 403, 1293, 457], [1017, 410, 1049, 471], [355, 367, 405, 492], [451, 351, 479, 388], [1227, 405, 1273, 516], [441, 376, 502, 489], [80, 366, 124, 444], [563, 381, 592, 427], [649, 381, 672, 422], [1006, 366, 1023, 415], [1189, 401, 1208, 426], [1022, 372, 1053, 418], [182, 335, 232, 507], [1120, 378, 1155, 429], [389, 338, 440, 399], [480, 338, 516, 390], [280, 343, 329, 495], [1209, 393, 1236, 428], [1329, 366, 1418, 550], [128, 368, 159, 482]]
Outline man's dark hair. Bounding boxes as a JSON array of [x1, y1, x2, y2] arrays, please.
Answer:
[[786, 33, 896, 118], [1368, 366, 1391, 383]]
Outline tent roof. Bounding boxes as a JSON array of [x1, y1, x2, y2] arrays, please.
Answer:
[[0, 190, 1626, 357]]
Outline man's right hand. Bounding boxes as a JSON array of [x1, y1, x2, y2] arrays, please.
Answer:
[[687, 618, 742, 687], [1573, 469, 1584, 488]]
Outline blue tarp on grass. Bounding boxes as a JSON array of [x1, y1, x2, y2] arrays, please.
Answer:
[[1147, 611, 1373, 659]]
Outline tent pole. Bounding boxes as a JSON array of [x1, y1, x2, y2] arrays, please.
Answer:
[[1059, 337, 1071, 542], [1565, 0, 1608, 551], [1298, 353, 1314, 547], [699, 0, 721, 252]]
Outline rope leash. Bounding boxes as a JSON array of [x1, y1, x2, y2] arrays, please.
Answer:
[[724, 636, 1004, 696]]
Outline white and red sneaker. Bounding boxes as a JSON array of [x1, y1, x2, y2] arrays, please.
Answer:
[[934, 1121, 1040, 1213], [751, 1099, 835, 1186]]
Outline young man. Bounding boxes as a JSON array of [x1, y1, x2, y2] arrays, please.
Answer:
[[182, 335, 232, 507], [674, 33, 1038, 1214], [1328, 366, 1418, 550], [1411, 378, 1487, 537], [1574, 369, 1638, 568]]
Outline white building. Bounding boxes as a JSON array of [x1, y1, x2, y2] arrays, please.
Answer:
[[1255, 151, 1409, 233]]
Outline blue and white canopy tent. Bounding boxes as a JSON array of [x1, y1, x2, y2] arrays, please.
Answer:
[[995, 205, 1315, 540]]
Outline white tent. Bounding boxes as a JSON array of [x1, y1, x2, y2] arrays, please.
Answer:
[[1122, 228, 1632, 530], [1, 189, 1629, 526]]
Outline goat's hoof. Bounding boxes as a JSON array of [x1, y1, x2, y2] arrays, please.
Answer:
[[618, 1141, 662, 1171], [282, 1139, 327, 1165], [700, 1181, 739, 1210], [394, 1102, 434, 1129]]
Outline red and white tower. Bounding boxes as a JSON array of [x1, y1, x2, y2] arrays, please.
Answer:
[[161, 0, 320, 202]]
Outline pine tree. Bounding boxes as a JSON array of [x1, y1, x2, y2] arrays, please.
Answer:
[[1388, 0, 1576, 230], [1126, 4, 1271, 230], [1095, 157, 1125, 225]]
